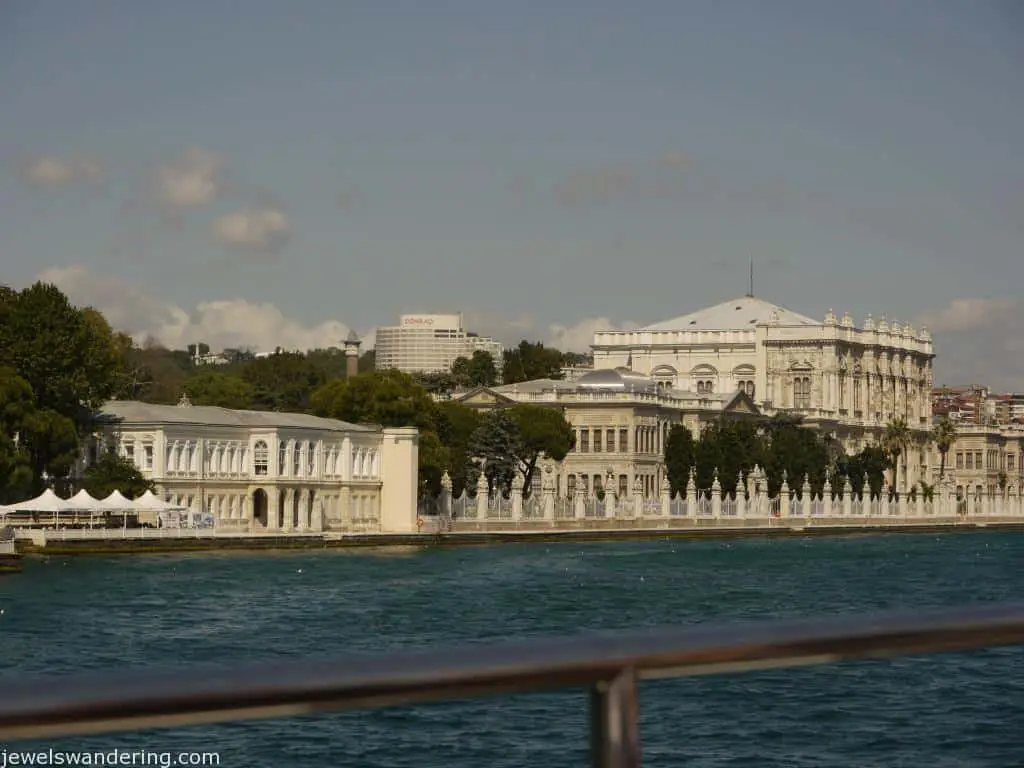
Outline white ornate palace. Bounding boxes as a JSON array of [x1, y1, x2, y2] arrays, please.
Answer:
[[591, 295, 936, 488], [94, 398, 419, 533], [445, 368, 760, 500]]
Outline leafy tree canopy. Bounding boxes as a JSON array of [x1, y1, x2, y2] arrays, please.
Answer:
[[451, 350, 498, 388], [82, 449, 155, 499], [501, 341, 565, 384], [184, 370, 256, 410], [468, 405, 574, 496]]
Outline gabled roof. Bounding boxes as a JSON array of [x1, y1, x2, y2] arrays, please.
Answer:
[[100, 400, 376, 432], [450, 386, 518, 407], [641, 296, 818, 332]]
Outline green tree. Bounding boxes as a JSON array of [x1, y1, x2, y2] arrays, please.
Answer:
[[507, 405, 574, 495], [241, 352, 326, 411], [881, 417, 911, 491], [435, 402, 480, 496], [468, 405, 573, 496], [501, 341, 564, 384], [82, 450, 155, 499], [451, 350, 498, 388], [932, 417, 957, 479], [0, 283, 121, 426], [310, 370, 439, 431], [184, 370, 256, 409], [759, 415, 830, 497], [837, 445, 888, 497], [0, 369, 37, 503], [468, 410, 519, 495], [693, 420, 763, 494], [417, 430, 450, 498], [664, 424, 696, 495]]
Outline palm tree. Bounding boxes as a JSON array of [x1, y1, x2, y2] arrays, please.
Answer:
[[931, 417, 957, 480], [881, 417, 911, 492]]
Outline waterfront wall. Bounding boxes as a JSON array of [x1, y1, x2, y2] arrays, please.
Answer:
[[431, 469, 1024, 529]]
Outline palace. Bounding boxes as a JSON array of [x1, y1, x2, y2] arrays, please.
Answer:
[[591, 294, 936, 487], [93, 398, 419, 533], [443, 294, 938, 497], [445, 367, 761, 501]]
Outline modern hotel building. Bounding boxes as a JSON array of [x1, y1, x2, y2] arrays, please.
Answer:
[[374, 313, 504, 374]]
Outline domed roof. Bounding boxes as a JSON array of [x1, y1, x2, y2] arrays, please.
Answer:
[[575, 367, 657, 392]]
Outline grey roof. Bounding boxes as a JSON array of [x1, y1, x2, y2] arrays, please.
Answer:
[[574, 367, 657, 393], [492, 378, 577, 395], [641, 296, 818, 332], [99, 401, 377, 432]]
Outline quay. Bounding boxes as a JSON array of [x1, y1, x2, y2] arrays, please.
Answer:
[[7, 516, 1024, 558]]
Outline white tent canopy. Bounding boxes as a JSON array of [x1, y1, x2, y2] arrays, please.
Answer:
[[134, 490, 186, 512], [9, 489, 73, 512], [66, 489, 108, 512], [99, 490, 136, 511]]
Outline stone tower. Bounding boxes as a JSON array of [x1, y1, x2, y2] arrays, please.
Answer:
[[343, 330, 362, 378]]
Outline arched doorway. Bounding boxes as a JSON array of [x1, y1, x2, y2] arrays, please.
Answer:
[[252, 488, 268, 528]]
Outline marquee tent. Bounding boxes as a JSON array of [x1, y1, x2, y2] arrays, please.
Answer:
[[7, 489, 73, 512], [133, 490, 186, 512], [99, 490, 136, 510], [66, 489, 108, 512]]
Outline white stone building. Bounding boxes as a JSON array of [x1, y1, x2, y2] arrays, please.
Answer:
[[591, 295, 936, 488], [445, 368, 761, 499], [94, 398, 419, 534], [374, 313, 504, 374]]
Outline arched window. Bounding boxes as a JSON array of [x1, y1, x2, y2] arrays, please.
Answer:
[[292, 440, 301, 476], [278, 441, 287, 475], [307, 441, 316, 475], [254, 440, 268, 476], [793, 376, 811, 409]]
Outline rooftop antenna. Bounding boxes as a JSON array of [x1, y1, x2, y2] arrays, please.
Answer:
[[746, 258, 754, 297]]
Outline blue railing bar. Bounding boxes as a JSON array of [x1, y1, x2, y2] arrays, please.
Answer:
[[1, 601, 1022, 744]]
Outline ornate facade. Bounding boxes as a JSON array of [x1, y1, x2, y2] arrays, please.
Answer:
[[943, 424, 1024, 503], [591, 295, 937, 489], [95, 398, 419, 534], [444, 368, 761, 499]]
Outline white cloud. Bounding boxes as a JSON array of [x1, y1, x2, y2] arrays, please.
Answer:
[[461, 309, 635, 353], [917, 298, 1017, 334], [154, 147, 225, 210], [213, 208, 291, 253], [34, 265, 365, 354], [917, 298, 1024, 391], [22, 156, 104, 186]]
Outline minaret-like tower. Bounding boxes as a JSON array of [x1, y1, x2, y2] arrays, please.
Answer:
[[343, 330, 362, 378]]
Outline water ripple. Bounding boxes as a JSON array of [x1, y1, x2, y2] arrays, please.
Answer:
[[1, 532, 1022, 766]]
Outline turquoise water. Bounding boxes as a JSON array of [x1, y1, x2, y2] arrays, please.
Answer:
[[2, 532, 1023, 767]]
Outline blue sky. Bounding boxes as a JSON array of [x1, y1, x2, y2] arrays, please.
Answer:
[[2, 1, 1022, 386]]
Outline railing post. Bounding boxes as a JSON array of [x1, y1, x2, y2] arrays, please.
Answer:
[[590, 668, 641, 768]]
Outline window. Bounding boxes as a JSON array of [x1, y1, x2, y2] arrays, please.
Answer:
[[794, 376, 811, 409], [567, 474, 576, 496], [619, 475, 628, 497], [278, 441, 287, 475], [696, 379, 714, 394], [966, 453, 973, 470], [123, 442, 135, 461], [307, 441, 316, 475], [619, 428, 628, 452], [1010, 454, 1017, 471], [606, 429, 615, 452], [292, 441, 301, 476], [593, 430, 602, 452], [975, 451, 983, 469], [579, 429, 590, 452], [254, 440, 268, 475], [143, 444, 153, 470], [956, 452, 963, 469]]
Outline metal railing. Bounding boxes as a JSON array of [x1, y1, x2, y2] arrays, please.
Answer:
[[1, 602, 1023, 768]]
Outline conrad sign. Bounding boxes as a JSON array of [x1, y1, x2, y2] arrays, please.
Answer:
[[400, 314, 462, 330]]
